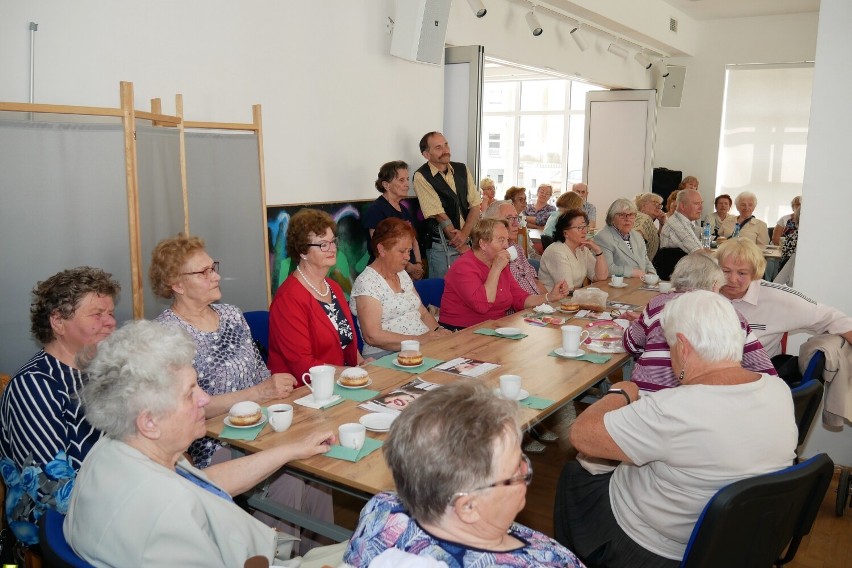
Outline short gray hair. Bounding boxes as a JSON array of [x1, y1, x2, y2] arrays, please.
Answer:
[[676, 188, 700, 206], [735, 191, 758, 207], [483, 200, 513, 219], [661, 290, 744, 363], [383, 381, 520, 524], [670, 253, 723, 291], [82, 320, 197, 440], [605, 198, 638, 226], [635, 192, 662, 208]]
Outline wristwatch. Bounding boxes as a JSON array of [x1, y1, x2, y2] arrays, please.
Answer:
[[605, 388, 632, 405]]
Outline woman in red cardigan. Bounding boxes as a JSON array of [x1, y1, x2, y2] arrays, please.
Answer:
[[269, 208, 363, 384]]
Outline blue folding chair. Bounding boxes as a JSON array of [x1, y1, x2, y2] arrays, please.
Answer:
[[413, 278, 445, 309], [39, 508, 96, 568], [243, 310, 270, 362]]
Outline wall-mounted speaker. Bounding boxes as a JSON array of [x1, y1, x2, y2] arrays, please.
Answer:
[[661, 65, 687, 108], [390, 0, 452, 65]]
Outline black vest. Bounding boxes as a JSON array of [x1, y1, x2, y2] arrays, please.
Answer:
[[416, 161, 471, 241]]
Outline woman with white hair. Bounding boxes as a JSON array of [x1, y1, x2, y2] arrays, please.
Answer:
[[593, 198, 657, 277], [555, 290, 797, 568], [64, 321, 334, 567], [623, 253, 775, 390], [732, 191, 769, 246], [634, 193, 664, 260]]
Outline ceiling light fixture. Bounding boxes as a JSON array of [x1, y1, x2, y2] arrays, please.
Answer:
[[466, 0, 487, 18], [634, 51, 652, 69], [570, 26, 588, 51], [607, 41, 628, 58], [652, 59, 670, 78], [526, 9, 543, 36]]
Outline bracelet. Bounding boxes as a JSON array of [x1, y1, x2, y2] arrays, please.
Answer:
[[544, 292, 550, 303], [438, 218, 453, 229], [594, 251, 603, 257], [606, 388, 632, 405]]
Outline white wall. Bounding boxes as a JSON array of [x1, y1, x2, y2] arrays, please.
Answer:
[[0, 0, 443, 205]]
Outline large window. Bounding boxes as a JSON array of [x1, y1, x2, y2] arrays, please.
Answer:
[[716, 63, 813, 225], [480, 74, 604, 201]]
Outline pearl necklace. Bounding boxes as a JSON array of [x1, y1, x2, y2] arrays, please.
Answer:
[[297, 265, 330, 297]]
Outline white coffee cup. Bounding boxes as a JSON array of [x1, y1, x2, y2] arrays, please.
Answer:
[[658, 281, 673, 293], [268, 404, 294, 432], [499, 375, 522, 400], [561, 325, 590, 354], [506, 246, 519, 262], [338, 423, 366, 451], [400, 340, 420, 352], [611, 275, 624, 286], [301, 365, 335, 404], [642, 273, 660, 285]]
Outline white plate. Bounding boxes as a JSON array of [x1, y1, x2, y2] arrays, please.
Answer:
[[555, 347, 584, 358], [586, 342, 627, 354], [393, 358, 424, 369], [495, 327, 522, 337], [359, 413, 397, 432], [224, 415, 267, 429], [609, 282, 628, 288], [494, 388, 530, 401], [336, 378, 373, 389]]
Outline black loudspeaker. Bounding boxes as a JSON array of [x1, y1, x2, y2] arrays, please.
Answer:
[[653, 168, 682, 209], [390, 0, 451, 65]]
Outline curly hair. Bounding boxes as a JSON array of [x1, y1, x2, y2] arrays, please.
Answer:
[[470, 218, 509, 250], [504, 186, 526, 203], [30, 267, 121, 345], [375, 161, 409, 193], [149, 234, 206, 299], [286, 208, 337, 261], [372, 218, 415, 255]]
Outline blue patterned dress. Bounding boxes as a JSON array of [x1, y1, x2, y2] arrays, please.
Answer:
[[344, 492, 585, 567]]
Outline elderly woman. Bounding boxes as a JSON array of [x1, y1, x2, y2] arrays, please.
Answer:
[[362, 160, 424, 280], [524, 183, 556, 229], [269, 208, 362, 381], [504, 186, 527, 219], [624, 253, 775, 390], [350, 218, 451, 358], [664, 189, 680, 219], [344, 380, 584, 567], [703, 193, 736, 239], [483, 200, 547, 295], [539, 210, 608, 290], [0, 267, 118, 547], [717, 238, 852, 362], [543, 192, 584, 238], [732, 191, 769, 245], [440, 219, 568, 330], [555, 291, 797, 567], [772, 195, 802, 245], [593, 199, 656, 278], [634, 192, 664, 260], [678, 175, 699, 191], [64, 321, 334, 567], [479, 177, 496, 213]]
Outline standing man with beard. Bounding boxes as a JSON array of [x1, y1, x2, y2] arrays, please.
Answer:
[[413, 131, 481, 278]]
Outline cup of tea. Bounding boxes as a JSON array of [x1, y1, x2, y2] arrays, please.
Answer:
[[301, 365, 335, 404], [611, 275, 624, 286], [400, 340, 420, 352], [338, 423, 366, 451], [268, 404, 294, 432], [561, 325, 590, 354], [642, 273, 660, 285], [658, 281, 673, 293], [499, 375, 522, 400], [506, 246, 519, 262]]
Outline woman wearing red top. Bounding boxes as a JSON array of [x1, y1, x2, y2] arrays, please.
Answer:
[[269, 209, 363, 383]]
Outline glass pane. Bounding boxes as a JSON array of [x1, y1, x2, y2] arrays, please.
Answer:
[[518, 115, 564, 193], [566, 114, 586, 186], [520, 80, 566, 111], [480, 115, 516, 195], [570, 81, 604, 111], [483, 81, 517, 112]]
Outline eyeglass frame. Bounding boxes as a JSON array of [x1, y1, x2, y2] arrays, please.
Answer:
[[567, 224, 589, 231], [449, 453, 533, 505], [504, 215, 522, 224], [305, 237, 340, 252], [181, 261, 219, 278]]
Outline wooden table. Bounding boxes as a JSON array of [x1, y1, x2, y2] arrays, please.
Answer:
[[205, 277, 657, 539]]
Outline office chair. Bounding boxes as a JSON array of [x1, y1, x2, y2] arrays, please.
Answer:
[[38, 509, 96, 568], [652, 247, 687, 280], [243, 310, 270, 362]]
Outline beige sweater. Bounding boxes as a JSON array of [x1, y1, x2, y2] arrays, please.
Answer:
[[798, 334, 852, 427]]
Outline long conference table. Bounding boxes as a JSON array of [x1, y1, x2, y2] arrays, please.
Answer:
[[205, 277, 658, 540]]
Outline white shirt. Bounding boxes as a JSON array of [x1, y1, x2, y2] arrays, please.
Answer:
[[659, 211, 702, 253]]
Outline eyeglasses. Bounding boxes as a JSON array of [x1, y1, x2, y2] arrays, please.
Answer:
[[182, 261, 219, 278], [505, 215, 522, 224], [306, 237, 339, 252], [615, 213, 637, 219], [449, 453, 532, 505], [568, 224, 589, 231]]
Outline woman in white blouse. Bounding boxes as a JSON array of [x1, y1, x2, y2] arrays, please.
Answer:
[[539, 209, 608, 290], [350, 218, 451, 357]]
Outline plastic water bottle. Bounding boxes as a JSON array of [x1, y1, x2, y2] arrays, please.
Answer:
[[732, 223, 741, 238], [702, 222, 712, 248]]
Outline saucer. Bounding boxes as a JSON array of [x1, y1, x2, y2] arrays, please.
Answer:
[[495, 327, 522, 337], [555, 347, 585, 358], [336, 378, 373, 389], [609, 282, 628, 288], [494, 388, 530, 401], [224, 415, 267, 429], [359, 413, 397, 432], [393, 359, 424, 369]]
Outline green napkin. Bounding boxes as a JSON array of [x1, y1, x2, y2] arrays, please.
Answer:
[[370, 353, 444, 374], [333, 384, 380, 402], [474, 328, 528, 340], [520, 396, 555, 410], [548, 350, 613, 364], [325, 437, 383, 462], [220, 408, 268, 441]]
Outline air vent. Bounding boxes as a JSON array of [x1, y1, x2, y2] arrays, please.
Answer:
[[670, 17, 678, 32]]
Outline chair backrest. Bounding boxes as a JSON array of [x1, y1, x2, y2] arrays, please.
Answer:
[[413, 278, 445, 309], [38, 508, 96, 568], [541, 234, 554, 250], [801, 350, 826, 384], [351, 314, 365, 354], [791, 377, 825, 449], [680, 453, 834, 568], [243, 310, 270, 362], [652, 247, 687, 280]]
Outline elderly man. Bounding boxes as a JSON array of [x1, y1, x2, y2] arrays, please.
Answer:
[[571, 182, 597, 227], [484, 200, 547, 295], [413, 131, 481, 278], [659, 189, 707, 253]]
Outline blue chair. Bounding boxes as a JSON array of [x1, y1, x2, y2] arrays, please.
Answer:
[[243, 310, 270, 362], [413, 278, 445, 309], [790, 352, 826, 458], [351, 314, 365, 354], [680, 453, 834, 568], [38, 508, 96, 568]]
